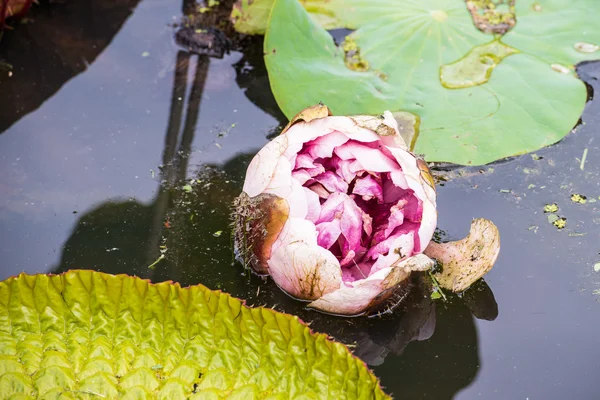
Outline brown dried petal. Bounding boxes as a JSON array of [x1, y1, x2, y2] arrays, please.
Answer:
[[280, 103, 332, 134], [233, 192, 289, 274]]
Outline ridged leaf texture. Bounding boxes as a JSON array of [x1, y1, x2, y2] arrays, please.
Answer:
[[0, 270, 389, 399]]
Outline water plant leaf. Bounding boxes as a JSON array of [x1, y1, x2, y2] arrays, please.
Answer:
[[263, 0, 599, 165], [0, 270, 389, 399]]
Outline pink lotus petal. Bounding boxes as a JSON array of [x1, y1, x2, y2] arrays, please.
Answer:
[[335, 158, 358, 183], [383, 199, 408, 238], [339, 196, 365, 255], [316, 192, 345, 223], [334, 141, 400, 173], [292, 170, 311, 185], [389, 170, 409, 191], [339, 249, 357, 268], [304, 187, 321, 223], [353, 174, 384, 203], [313, 171, 349, 194], [369, 231, 416, 274], [368, 224, 417, 260], [308, 131, 349, 152], [308, 183, 330, 199], [402, 195, 422, 223], [304, 164, 326, 177], [295, 153, 318, 169], [362, 211, 373, 237], [317, 219, 342, 249]]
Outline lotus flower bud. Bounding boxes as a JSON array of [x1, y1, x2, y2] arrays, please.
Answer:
[[234, 104, 439, 316]]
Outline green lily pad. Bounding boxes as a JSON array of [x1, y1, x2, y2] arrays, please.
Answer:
[[262, 0, 600, 165], [0, 270, 389, 399]]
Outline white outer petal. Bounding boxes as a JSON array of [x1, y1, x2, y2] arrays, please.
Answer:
[[243, 135, 288, 197], [267, 218, 342, 300], [308, 254, 434, 315]]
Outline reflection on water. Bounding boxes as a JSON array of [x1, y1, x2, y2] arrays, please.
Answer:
[[2, 0, 600, 398]]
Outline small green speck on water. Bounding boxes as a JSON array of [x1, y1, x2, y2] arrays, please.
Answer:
[[543, 203, 559, 213], [547, 214, 566, 229], [499, 189, 511, 193], [141, 51, 150, 57], [594, 263, 600, 273], [528, 184, 536, 189], [571, 193, 587, 204], [213, 230, 223, 237], [531, 153, 543, 161], [182, 184, 193, 193]]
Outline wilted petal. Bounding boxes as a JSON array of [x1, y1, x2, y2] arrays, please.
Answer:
[[424, 218, 500, 292], [233, 192, 290, 275]]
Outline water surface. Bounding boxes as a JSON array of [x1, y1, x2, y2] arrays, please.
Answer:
[[1, 1, 600, 398]]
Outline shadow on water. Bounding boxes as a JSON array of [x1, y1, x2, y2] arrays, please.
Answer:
[[3, 0, 600, 398], [0, 0, 142, 133]]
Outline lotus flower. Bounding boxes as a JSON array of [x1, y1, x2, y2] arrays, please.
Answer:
[[233, 104, 499, 316]]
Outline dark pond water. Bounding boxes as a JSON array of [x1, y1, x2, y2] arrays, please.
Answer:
[[1, 1, 600, 398]]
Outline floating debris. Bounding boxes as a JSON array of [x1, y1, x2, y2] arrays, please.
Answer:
[[531, 153, 543, 161], [594, 263, 600, 273], [543, 203, 559, 213], [571, 193, 587, 204], [547, 213, 567, 229], [580, 148, 588, 170]]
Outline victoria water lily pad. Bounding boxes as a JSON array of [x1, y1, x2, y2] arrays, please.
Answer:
[[0, 270, 389, 399], [261, 0, 600, 165]]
